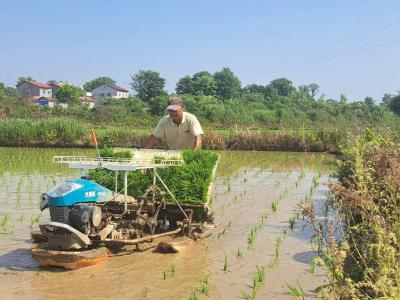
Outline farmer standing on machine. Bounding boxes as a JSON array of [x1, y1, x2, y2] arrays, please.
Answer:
[[143, 96, 203, 150]]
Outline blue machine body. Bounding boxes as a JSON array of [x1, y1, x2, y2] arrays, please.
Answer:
[[47, 178, 112, 207]]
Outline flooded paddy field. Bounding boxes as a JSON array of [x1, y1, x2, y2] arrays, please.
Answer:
[[0, 147, 335, 300]]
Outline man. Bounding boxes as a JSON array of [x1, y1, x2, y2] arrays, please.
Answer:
[[143, 96, 203, 150]]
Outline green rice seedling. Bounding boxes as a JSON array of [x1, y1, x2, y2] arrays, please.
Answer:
[[271, 201, 278, 213], [223, 252, 229, 272], [0, 212, 11, 227], [289, 217, 295, 230], [237, 248, 243, 258], [169, 264, 176, 274], [251, 278, 260, 298], [199, 275, 209, 295], [269, 236, 284, 267], [240, 290, 252, 300], [260, 214, 267, 225], [163, 271, 167, 280], [247, 229, 256, 247], [143, 287, 149, 297], [18, 214, 24, 223], [189, 290, 197, 300], [255, 265, 265, 283], [243, 178, 248, 183], [30, 213, 41, 228], [286, 281, 305, 299]]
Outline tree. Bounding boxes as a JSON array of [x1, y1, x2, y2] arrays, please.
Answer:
[[56, 84, 83, 104], [176, 75, 194, 94], [381, 93, 392, 106], [192, 71, 216, 96], [17, 76, 34, 84], [83, 76, 114, 92], [243, 84, 266, 95], [388, 95, 400, 116], [308, 83, 319, 98], [266, 78, 295, 96], [213, 67, 241, 100], [364, 96, 375, 106], [340, 94, 348, 104], [130, 70, 166, 102]]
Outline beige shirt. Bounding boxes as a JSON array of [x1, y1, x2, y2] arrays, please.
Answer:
[[153, 112, 204, 150]]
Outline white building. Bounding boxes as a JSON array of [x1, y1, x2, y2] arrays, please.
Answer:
[[91, 83, 129, 101]]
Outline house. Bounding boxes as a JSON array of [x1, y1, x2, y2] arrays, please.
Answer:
[[16, 80, 52, 99], [47, 80, 64, 96], [91, 83, 128, 100], [32, 96, 56, 107], [79, 96, 95, 108]]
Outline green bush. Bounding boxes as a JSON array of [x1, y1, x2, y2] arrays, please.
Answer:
[[327, 130, 400, 299]]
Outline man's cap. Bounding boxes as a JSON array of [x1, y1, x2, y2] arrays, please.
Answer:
[[166, 96, 183, 111]]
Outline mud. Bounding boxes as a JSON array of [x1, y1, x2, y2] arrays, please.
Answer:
[[0, 148, 335, 299]]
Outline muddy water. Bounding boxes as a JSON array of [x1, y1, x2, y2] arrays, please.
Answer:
[[0, 148, 335, 300]]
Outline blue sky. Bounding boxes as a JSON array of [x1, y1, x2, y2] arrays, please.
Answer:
[[1, 0, 399, 101]]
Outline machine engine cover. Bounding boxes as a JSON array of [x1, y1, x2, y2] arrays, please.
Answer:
[[47, 178, 112, 207]]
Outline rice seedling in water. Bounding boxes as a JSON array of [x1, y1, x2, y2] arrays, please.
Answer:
[[255, 265, 265, 283], [199, 275, 209, 295], [223, 252, 228, 272], [189, 290, 197, 300], [30, 213, 41, 228], [269, 236, 284, 267], [286, 281, 305, 299], [0, 212, 11, 227], [237, 248, 243, 258], [240, 290, 253, 300], [247, 229, 256, 247], [18, 214, 24, 223], [289, 217, 295, 230], [271, 201, 278, 213], [169, 264, 176, 273], [240, 265, 265, 300], [163, 271, 167, 280]]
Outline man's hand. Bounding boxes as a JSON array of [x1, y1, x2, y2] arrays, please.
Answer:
[[143, 134, 158, 149], [193, 134, 202, 150]]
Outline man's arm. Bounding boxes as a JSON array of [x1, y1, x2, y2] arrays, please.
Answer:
[[144, 117, 166, 149], [143, 134, 159, 149], [193, 134, 202, 150]]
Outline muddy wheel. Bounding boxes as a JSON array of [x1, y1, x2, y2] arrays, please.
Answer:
[[32, 244, 109, 270]]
